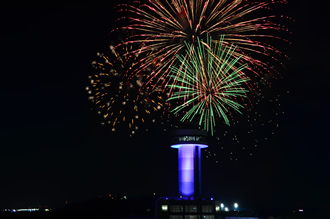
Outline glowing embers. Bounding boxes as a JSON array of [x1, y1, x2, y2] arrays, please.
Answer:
[[171, 144, 208, 197]]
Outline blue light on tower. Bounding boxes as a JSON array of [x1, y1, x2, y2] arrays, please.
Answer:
[[171, 129, 208, 198]]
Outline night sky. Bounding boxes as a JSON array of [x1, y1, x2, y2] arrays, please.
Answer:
[[0, 0, 329, 211]]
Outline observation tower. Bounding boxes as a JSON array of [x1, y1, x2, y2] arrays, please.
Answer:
[[171, 129, 208, 198]]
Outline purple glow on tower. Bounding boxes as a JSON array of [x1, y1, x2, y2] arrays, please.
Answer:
[[171, 144, 208, 197]]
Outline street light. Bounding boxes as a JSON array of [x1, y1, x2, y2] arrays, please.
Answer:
[[234, 203, 238, 211]]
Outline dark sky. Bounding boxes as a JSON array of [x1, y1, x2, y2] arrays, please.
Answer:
[[0, 0, 329, 211]]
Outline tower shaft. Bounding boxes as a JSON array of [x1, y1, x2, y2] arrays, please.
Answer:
[[171, 129, 208, 198]]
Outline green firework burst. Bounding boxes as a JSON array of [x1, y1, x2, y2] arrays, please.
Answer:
[[167, 35, 250, 135]]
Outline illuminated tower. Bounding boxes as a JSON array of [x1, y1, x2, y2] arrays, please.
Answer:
[[171, 129, 208, 198]]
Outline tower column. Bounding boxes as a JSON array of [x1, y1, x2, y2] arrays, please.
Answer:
[[171, 129, 208, 198]]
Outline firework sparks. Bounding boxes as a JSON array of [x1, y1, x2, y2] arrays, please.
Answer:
[[204, 86, 288, 162], [167, 35, 250, 135]]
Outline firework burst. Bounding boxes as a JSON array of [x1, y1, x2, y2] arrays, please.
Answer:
[[86, 43, 164, 136], [167, 35, 250, 135], [114, 0, 290, 92]]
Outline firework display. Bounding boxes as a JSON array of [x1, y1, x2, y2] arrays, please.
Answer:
[[87, 0, 290, 161], [114, 0, 290, 92], [86, 43, 164, 136], [167, 35, 250, 135]]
